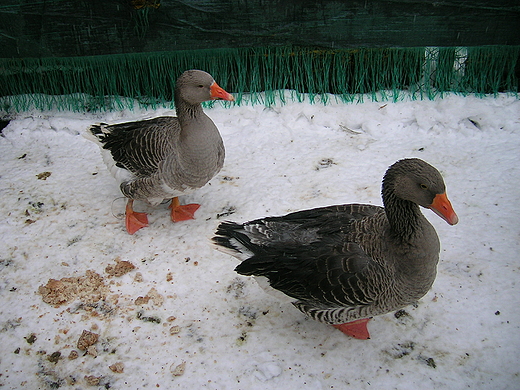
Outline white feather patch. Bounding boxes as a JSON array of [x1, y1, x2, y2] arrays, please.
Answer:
[[254, 276, 295, 304], [212, 238, 252, 262]]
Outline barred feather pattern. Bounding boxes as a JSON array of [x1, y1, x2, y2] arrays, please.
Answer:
[[87, 70, 225, 205], [213, 159, 446, 325]]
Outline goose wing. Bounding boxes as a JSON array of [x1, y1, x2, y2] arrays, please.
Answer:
[[221, 204, 386, 308], [91, 117, 179, 178]]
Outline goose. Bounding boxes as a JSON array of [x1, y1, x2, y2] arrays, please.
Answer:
[[87, 70, 234, 234], [213, 158, 458, 339]]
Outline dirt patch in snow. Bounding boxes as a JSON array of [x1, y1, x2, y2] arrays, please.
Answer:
[[38, 270, 109, 307]]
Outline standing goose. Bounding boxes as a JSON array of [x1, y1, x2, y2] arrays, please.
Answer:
[[213, 158, 458, 339], [87, 70, 234, 234]]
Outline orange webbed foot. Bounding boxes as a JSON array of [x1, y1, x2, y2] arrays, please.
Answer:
[[125, 200, 149, 235], [332, 318, 371, 340], [169, 198, 200, 222]]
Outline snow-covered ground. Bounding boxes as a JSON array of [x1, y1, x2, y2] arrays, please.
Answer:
[[0, 92, 519, 390]]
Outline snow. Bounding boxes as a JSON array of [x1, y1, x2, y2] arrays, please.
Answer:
[[0, 92, 519, 390]]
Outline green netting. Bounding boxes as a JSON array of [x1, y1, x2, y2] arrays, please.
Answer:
[[0, 45, 518, 113]]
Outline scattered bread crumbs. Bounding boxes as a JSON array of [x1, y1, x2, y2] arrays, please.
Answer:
[[146, 287, 164, 306], [166, 272, 173, 282], [135, 287, 164, 306], [171, 361, 186, 376], [105, 259, 135, 277], [77, 330, 99, 351], [68, 350, 79, 360], [87, 345, 98, 357], [135, 296, 150, 305], [84, 375, 102, 386], [38, 270, 108, 306], [109, 362, 124, 373], [107, 294, 119, 305]]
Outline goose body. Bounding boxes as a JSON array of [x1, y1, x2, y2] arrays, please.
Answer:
[[213, 159, 458, 339], [87, 70, 234, 234]]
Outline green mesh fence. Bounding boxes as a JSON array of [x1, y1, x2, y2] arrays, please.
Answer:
[[0, 45, 518, 113]]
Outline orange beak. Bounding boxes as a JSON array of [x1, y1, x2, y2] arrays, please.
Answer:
[[429, 192, 459, 225], [210, 82, 234, 101]]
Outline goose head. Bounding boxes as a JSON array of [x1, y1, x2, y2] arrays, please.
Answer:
[[176, 70, 234, 105], [383, 158, 459, 225]]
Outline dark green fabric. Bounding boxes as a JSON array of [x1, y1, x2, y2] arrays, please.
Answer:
[[1, 0, 519, 58]]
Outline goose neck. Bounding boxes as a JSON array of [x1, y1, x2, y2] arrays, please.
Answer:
[[382, 190, 423, 242], [174, 96, 204, 126]]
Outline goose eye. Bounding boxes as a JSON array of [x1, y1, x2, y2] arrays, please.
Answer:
[[420, 183, 428, 190], [198, 85, 204, 88]]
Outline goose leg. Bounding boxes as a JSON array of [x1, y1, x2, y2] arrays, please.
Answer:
[[125, 199, 149, 234], [169, 197, 200, 222], [332, 318, 371, 340]]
